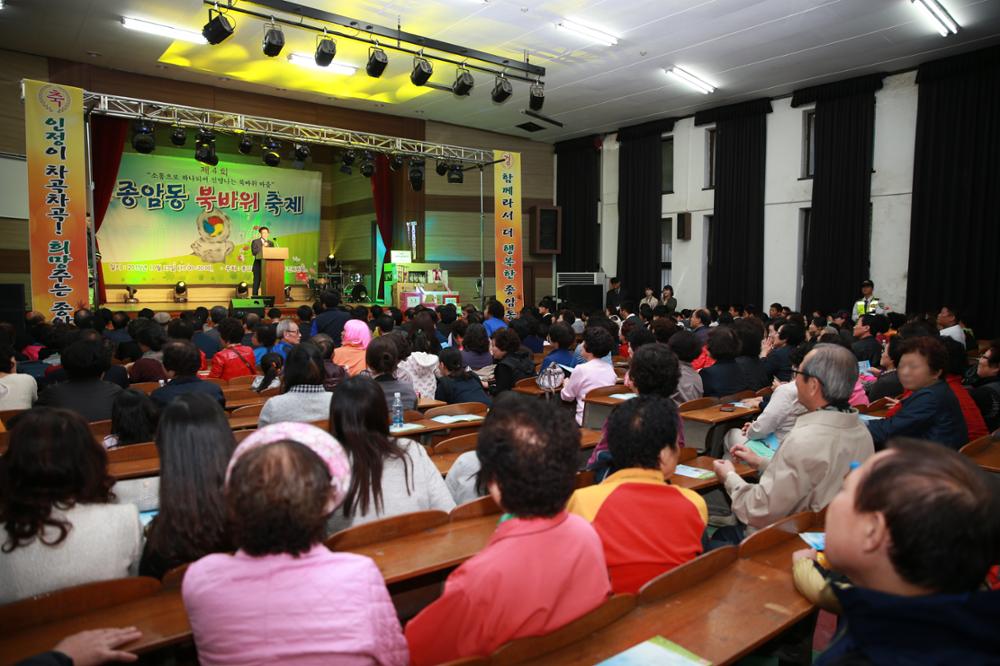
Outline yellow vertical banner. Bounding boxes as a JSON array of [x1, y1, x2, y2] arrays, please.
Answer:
[[493, 150, 523, 319], [24, 79, 90, 322]]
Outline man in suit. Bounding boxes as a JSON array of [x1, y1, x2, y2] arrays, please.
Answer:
[[251, 226, 273, 296], [310, 290, 352, 347], [606, 277, 625, 313]]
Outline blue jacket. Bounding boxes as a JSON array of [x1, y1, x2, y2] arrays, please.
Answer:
[[150, 376, 226, 408], [435, 374, 492, 407], [311, 309, 351, 347], [540, 349, 576, 373], [817, 584, 1000, 665], [700, 359, 750, 398], [764, 345, 793, 383], [866, 380, 967, 450]]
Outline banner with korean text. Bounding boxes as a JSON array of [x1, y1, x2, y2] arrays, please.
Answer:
[[98, 153, 321, 287], [25, 79, 90, 321], [493, 150, 523, 319]]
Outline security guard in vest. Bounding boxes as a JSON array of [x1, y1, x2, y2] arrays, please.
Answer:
[[852, 279, 887, 319]]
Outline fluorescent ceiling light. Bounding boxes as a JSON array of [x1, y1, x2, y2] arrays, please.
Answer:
[[288, 52, 358, 76], [910, 0, 959, 36], [121, 16, 207, 44], [557, 19, 618, 46], [665, 66, 715, 94]]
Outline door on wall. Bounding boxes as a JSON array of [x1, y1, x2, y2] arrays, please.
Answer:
[[661, 217, 673, 289]]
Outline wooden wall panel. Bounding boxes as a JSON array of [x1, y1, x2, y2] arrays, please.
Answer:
[[0, 50, 50, 155]]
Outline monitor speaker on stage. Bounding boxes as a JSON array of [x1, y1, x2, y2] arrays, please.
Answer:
[[530, 205, 562, 255], [230, 297, 272, 318], [0, 284, 26, 341]]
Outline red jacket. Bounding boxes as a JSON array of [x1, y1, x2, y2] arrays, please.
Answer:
[[947, 374, 989, 441], [209, 345, 256, 380]]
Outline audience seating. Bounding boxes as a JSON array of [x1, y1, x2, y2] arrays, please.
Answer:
[[0, 577, 161, 634], [432, 432, 479, 455], [325, 510, 450, 551], [233, 429, 255, 443], [107, 442, 157, 463], [129, 382, 161, 395], [404, 409, 426, 423], [574, 470, 596, 489], [88, 419, 113, 438], [0, 408, 25, 425], [161, 564, 190, 590], [738, 510, 826, 562], [754, 387, 773, 398], [859, 396, 892, 415], [959, 433, 1000, 473], [229, 403, 265, 419], [638, 546, 738, 603], [449, 495, 501, 521], [224, 374, 263, 388], [424, 402, 489, 419], [678, 397, 719, 412]]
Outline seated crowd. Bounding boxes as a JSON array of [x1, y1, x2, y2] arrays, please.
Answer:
[[0, 284, 997, 665]]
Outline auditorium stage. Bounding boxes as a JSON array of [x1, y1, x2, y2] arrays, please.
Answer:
[[97, 300, 377, 319]]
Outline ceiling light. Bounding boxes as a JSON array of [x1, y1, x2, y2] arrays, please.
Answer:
[[287, 52, 357, 75], [665, 66, 715, 94], [360, 154, 375, 178], [262, 21, 285, 57], [409, 159, 425, 192], [389, 154, 404, 171], [491, 75, 513, 103], [315, 32, 337, 66], [122, 17, 207, 44], [340, 149, 355, 175], [411, 55, 433, 86], [556, 19, 618, 46], [238, 134, 253, 154], [910, 0, 959, 36], [529, 82, 545, 111], [131, 121, 155, 154], [195, 129, 218, 166], [366, 46, 389, 78], [447, 163, 464, 184], [294, 144, 311, 161], [202, 6, 235, 45], [262, 137, 281, 167], [453, 67, 474, 96], [435, 160, 449, 176], [170, 125, 186, 146]]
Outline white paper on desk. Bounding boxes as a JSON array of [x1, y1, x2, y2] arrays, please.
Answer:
[[390, 423, 426, 433], [800, 532, 826, 551], [431, 414, 484, 424], [673, 464, 715, 480], [730, 401, 749, 408], [609, 393, 638, 401]]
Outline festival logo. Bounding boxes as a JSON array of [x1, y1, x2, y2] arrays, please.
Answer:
[[191, 208, 235, 263], [37, 85, 71, 114]]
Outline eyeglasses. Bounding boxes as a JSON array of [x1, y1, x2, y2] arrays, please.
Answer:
[[791, 368, 823, 384]]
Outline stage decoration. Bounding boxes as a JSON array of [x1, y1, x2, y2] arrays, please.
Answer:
[[493, 150, 524, 319]]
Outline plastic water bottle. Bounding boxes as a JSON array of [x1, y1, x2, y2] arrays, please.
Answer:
[[391, 392, 404, 429]]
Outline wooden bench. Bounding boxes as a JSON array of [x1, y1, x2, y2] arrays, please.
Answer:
[[960, 433, 1000, 473]]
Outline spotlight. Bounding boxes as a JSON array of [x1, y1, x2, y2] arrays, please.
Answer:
[[435, 160, 448, 176], [389, 154, 404, 171], [366, 46, 388, 78], [529, 82, 545, 111], [314, 32, 337, 67], [340, 149, 355, 175], [174, 280, 188, 303], [236, 281, 249, 297], [262, 21, 285, 57], [195, 128, 218, 166], [124, 286, 139, 304], [447, 163, 464, 184], [325, 254, 337, 271], [409, 158, 425, 192], [294, 144, 310, 162], [453, 67, 474, 96], [170, 125, 186, 146], [410, 54, 433, 86], [360, 153, 375, 178], [131, 121, 155, 154], [238, 134, 253, 155], [262, 137, 281, 167], [202, 6, 235, 45], [491, 74, 513, 103]]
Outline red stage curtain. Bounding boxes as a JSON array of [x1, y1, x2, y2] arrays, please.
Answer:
[[370, 154, 394, 297], [88, 115, 129, 305]]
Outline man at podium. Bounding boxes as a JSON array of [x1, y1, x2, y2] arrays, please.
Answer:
[[250, 226, 274, 296]]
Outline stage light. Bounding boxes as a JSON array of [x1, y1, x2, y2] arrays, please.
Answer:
[[131, 121, 155, 154], [202, 6, 235, 45], [435, 160, 449, 176], [294, 144, 310, 161], [360, 153, 375, 178], [529, 82, 545, 111], [410, 54, 433, 86], [366, 46, 389, 78], [340, 149, 355, 175], [124, 286, 139, 304], [262, 21, 285, 57], [122, 16, 206, 44], [325, 254, 337, 271], [491, 74, 513, 103], [556, 19, 618, 46], [315, 32, 336, 66], [910, 0, 959, 36], [447, 163, 464, 184], [262, 137, 281, 167], [409, 158, 425, 192], [389, 154, 404, 171], [453, 67, 474, 96], [238, 134, 253, 155], [287, 52, 357, 75], [174, 281, 188, 303], [195, 128, 218, 166], [170, 125, 186, 146], [236, 281, 249, 297], [665, 66, 715, 94]]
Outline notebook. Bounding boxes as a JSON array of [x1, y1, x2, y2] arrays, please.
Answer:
[[609, 393, 638, 401], [746, 433, 780, 459], [598, 636, 712, 665], [389, 422, 427, 434], [430, 414, 484, 424], [673, 464, 715, 480]]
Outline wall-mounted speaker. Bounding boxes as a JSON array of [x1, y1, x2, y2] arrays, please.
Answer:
[[677, 212, 692, 241], [530, 205, 562, 254]]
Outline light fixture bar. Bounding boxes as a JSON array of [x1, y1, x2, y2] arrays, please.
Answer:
[[287, 52, 357, 76], [666, 66, 715, 94], [121, 16, 207, 44], [556, 19, 618, 46], [911, 0, 959, 36]]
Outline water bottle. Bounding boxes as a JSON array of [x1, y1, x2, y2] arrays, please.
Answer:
[[391, 392, 404, 429]]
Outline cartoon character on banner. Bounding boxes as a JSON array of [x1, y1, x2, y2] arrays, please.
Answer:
[[191, 209, 234, 263]]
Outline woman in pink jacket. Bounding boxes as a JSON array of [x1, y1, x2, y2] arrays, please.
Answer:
[[182, 422, 408, 665]]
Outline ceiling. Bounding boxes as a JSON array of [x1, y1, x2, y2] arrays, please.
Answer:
[[2, 0, 1000, 142]]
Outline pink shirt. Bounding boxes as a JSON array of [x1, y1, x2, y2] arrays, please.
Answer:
[[561, 358, 619, 425], [405, 512, 611, 665], [182, 545, 408, 666]]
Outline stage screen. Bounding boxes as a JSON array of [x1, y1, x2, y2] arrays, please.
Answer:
[[98, 153, 321, 286]]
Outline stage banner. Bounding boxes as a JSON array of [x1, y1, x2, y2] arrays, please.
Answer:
[[24, 79, 90, 322], [98, 153, 321, 287], [493, 149, 523, 319]]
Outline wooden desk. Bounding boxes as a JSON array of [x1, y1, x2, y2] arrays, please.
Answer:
[[584, 393, 634, 408], [228, 415, 259, 430], [342, 515, 498, 585], [433, 451, 463, 476], [417, 397, 446, 411], [0, 591, 191, 663], [109, 457, 161, 480], [669, 456, 755, 493], [224, 397, 267, 412], [520, 558, 813, 665], [580, 428, 601, 449], [965, 440, 1000, 473], [680, 404, 760, 425], [513, 384, 547, 398], [432, 428, 603, 476]]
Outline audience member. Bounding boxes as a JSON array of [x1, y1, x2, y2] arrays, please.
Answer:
[[732, 319, 769, 390], [560, 326, 617, 425], [639, 286, 659, 310], [208, 317, 256, 381], [308, 333, 347, 392], [764, 322, 804, 382], [435, 348, 492, 407], [460, 323, 493, 371], [482, 300, 508, 337], [661, 285, 677, 313], [539, 322, 576, 372], [867, 335, 904, 401], [259, 342, 332, 427], [668, 330, 704, 404], [333, 319, 371, 376], [690, 308, 711, 346], [366, 336, 417, 410], [968, 339, 1000, 431], [151, 340, 226, 407], [37, 340, 122, 422], [252, 352, 283, 392], [0, 344, 37, 410], [251, 324, 278, 365], [310, 291, 352, 346], [273, 319, 301, 359], [397, 324, 441, 398], [936, 304, 966, 347], [490, 327, 535, 394], [104, 311, 132, 346], [700, 327, 751, 398], [852, 314, 884, 368], [940, 336, 989, 440], [128, 324, 168, 384], [104, 389, 158, 449]]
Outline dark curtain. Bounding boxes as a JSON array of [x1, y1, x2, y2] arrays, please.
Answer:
[[554, 136, 601, 272], [370, 154, 394, 296], [907, 46, 1000, 337], [695, 99, 770, 308], [88, 114, 129, 305], [616, 118, 674, 299], [794, 74, 883, 315]]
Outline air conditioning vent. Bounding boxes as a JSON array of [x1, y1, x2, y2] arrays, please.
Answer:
[[516, 121, 545, 132]]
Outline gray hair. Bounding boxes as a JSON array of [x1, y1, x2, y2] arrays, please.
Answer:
[[275, 318, 298, 340], [802, 343, 858, 406]]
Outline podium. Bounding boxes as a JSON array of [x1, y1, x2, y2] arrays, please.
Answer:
[[261, 246, 288, 305]]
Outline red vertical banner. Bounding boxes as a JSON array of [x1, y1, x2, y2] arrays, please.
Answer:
[[493, 150, 523, 318], [24, 79, 90, 321]]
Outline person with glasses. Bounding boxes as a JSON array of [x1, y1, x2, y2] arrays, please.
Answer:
[[710, 344, 874, 546], [967, 339, 1000, 431], [273, 318, 301, 360]]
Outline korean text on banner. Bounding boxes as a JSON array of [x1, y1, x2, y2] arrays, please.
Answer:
[[493, 150, 523, 319], [24, 79, 90, 321]]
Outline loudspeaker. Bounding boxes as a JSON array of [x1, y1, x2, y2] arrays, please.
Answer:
[[530, 205, 562, 255], [230, 297, 271, 319], [677, 212, 692, 241], [0, 284, 26, 342], [557, 284, 603, 314]]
